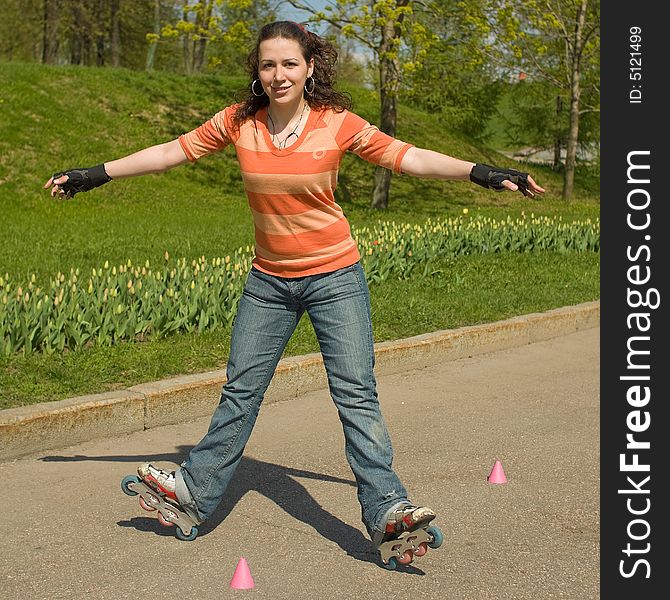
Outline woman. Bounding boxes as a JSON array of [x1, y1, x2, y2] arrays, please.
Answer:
[[45, 21, 544, 564]]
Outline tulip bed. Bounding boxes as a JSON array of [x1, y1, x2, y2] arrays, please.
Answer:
[[1, 213, 599, 355]]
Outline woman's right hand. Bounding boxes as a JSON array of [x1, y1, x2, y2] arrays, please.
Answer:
[[44, 172, 72, 199], [43, 165, 111, 199]]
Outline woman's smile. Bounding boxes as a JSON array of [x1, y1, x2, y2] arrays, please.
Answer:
[[271, 85, 292, 95]]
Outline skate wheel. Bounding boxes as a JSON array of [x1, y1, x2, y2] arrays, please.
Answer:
[[139, 496, 157, 512], [383, 557, 398, 570], [398, 550, 414, 565], [175, 526, 198, 541], [426, 526, 444, 549], [157, 512, 175, 527], [121, 475, 140, 496], [415, 542, 428, 557]]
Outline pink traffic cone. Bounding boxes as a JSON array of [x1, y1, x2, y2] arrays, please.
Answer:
[[487, 459, 507, 484], [230, 557, 255, 590]]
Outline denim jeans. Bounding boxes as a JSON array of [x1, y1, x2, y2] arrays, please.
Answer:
[[175, 262, 409, 540]]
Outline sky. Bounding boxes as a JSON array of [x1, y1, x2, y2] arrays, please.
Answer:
[[276, 0, 371, 59], [276, 0, 331, 33]]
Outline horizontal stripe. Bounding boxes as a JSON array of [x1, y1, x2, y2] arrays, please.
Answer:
[[254, 236, 357, 263], [247, 191, 338, 215], [242, 170, 337, 195], [235, 146, 340, 175], [294, 130, 341, 154], [253, 246, 360, 278], [251, 207, 342, 236], [254, 218, 353, 256]]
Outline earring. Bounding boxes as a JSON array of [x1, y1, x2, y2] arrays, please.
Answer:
[[251, 79, 265, 97], [304, 76, 315, 96]]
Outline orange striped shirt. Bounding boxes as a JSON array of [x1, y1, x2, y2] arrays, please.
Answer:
[[179, 104, 413, 277]]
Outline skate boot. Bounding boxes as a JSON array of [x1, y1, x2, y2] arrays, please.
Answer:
[[376, 504, 444, 570], [121, 463, 200, 541]]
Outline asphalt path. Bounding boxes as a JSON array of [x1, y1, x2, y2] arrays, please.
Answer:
[[1, 326, 599, 600]]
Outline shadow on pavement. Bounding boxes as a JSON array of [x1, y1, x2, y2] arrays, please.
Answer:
[[42, 449, 425, 574]]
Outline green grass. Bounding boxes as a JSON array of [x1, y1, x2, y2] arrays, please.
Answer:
[[0, 252, 599, 409], [0, 62, 600, 408]]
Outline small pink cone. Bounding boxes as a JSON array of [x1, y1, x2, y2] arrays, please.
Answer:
[[230, 557, 255, 590], [487, 459, 507, 484]]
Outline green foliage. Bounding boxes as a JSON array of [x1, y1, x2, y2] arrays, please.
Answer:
[[295, 1, 505, 139], [0, 0, 275, 75], [296, 0, 446, 110], [0, 214, 599, 355], [157, 0, 277, 74], [0, 250, 599, 409], [0, 253, 247, 355], [359, 213, 599, 283], [0, 0, 42, 62], [400, 1, 502, 139], [488, 0, 600, 156]]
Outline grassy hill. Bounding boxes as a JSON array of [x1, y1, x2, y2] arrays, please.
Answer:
[[0, 62, 599, 408], [0, 61, 597, 281]]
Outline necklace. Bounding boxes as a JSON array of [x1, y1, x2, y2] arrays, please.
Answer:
[[267, 103, 308, 150]]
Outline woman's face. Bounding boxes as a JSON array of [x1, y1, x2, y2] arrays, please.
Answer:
[[258, 37, 314, 107]]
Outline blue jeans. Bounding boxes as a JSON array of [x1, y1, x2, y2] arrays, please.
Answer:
[[175, 262, 409, 541]]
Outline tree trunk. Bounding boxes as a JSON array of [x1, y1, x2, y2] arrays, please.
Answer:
[[553, 95, 563, 170], [69, 2, 90, 65], [145, 0, 160, 70], [70, 4, 82, 65], [182, 0, 192, 74], [562, 0, 587, 200], [96, 0, 106, 66], [110, 0, 121, 67], [371, 57, 398, 208], [193, 0, 213, 73], [370, 10, 404, 209], [553, 139, 562, 170], [42, 0, 60, 64]]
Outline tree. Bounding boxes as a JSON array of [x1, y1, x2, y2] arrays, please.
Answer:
[[157, 0, 218, 74], [43, 0, 62, 64], [145, 0, 162, 70], [286, 1, 434, 208], [110, 0, 122, 67], [0, 1, 173, 70], [156, 0, 276, 75], [401, 1, 502, 141], [288, 0, 495, 208], [207, 0, 278, 74], [322, 24, 370, 88], [490, 0, 600, 199], [0, 0, 43, 63]]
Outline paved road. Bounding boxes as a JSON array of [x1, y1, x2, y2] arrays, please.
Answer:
[[1, 327, 599, 600]]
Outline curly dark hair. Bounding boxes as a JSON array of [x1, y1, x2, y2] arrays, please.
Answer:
[[232, 21, 352, 127]]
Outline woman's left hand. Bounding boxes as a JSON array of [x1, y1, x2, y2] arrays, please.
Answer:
[[470, 163, 545, 199], [499, 174, 545, 199]]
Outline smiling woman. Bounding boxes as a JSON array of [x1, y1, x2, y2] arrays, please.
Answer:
[[43, 19, 544, 567], [232, 20, 352, 135]]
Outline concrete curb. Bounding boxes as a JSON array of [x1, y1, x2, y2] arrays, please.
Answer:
[[0, 301, 599, 461]]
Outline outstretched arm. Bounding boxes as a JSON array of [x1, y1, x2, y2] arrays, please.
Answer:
[[104, 139, 189, 178], [400, 146, 545, 198], [44, 139, 189, 199]]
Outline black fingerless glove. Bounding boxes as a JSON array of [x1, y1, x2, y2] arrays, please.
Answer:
[[52, 164, 111, 198], [470, 163, 530, 197]]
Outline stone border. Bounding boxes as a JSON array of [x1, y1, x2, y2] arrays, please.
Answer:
[[0, 301, 599, 461]]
